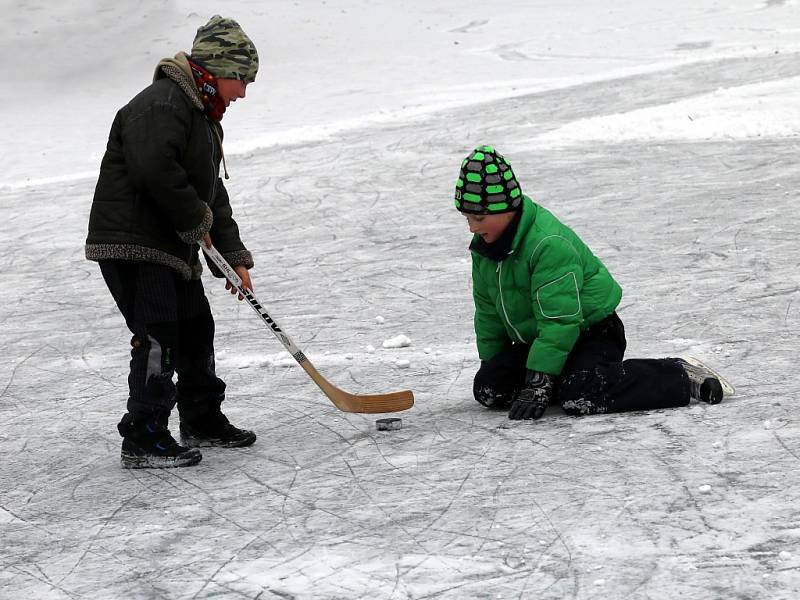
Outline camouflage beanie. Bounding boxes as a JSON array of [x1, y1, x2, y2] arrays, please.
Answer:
[[191, 15, 259, 82], [454, 146, 522, 214]]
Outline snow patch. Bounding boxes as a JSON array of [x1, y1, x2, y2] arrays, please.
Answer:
[[217, 351, 296, 368], [382, 334, 412, 348], [530, 77, 800, 146]]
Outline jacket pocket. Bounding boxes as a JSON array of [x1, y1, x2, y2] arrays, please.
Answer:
[[536, 272, 581, 319]]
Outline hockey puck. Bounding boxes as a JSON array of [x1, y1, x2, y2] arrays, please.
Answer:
[[375, 417, 402, 431]]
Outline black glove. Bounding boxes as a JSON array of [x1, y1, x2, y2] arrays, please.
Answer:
[[508, 370, 555, 420]]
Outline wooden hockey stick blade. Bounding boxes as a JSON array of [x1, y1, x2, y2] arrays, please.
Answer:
[[198, 243, 414, 414], [299, 361, 414, 413]]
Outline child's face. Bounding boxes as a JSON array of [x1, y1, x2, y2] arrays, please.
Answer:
[[464, 212, 516, 244], [217, 78, 249, 107]]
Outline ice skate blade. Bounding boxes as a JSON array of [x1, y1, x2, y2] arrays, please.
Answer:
[[685, 357, 735, 396]]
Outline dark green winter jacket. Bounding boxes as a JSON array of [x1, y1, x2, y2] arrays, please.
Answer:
[[471, 196, 622, 375], [85, 53, 252, 280]]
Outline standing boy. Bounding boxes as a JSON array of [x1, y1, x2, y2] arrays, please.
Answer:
[[455, 146, 729, 420], [86, 16, 259, 467]]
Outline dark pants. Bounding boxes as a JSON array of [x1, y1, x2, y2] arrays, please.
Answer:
[[473, 312, 691, 415], [99, 261, 226, 420]]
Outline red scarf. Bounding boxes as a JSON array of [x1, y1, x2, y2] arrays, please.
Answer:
[[188, 60, 226, 121]]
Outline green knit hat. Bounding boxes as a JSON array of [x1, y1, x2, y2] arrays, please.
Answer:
[[191, 15, 259, 82], [454, 145, 522, 214]]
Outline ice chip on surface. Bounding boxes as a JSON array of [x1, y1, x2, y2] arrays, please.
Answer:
[[382, 334, 412, 348]]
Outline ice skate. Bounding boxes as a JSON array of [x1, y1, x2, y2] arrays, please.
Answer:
[[676, 357, 734, 405]]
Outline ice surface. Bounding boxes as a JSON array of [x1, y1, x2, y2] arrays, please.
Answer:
[[2, 1, 800, 599], [531, 76, 800, 146]]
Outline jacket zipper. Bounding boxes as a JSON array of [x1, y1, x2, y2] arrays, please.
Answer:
[[497, 262, 526, 343], [207, 121, 218, 205], [192, 120, 218, 266]]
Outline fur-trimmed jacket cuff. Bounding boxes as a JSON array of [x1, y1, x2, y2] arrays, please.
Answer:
[[177, 205, 213, 244], [206, 249, 254, 278]]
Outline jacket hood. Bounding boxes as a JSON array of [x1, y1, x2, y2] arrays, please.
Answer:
[[153, 52, 204, 111]]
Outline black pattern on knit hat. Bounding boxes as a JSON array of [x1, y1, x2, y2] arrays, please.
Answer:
[[190, 15, 259, 82], [454, 145, 522, 215]]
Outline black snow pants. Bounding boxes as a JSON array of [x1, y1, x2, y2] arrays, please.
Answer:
[[99, 261, 226, 421], [472, 312, 691, 415]]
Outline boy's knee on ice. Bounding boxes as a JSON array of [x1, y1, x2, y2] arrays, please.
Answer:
[[473, 382, 518, 409], [473, 363, 520, 408], [472, 344, 529, 409], [473, 364, 616, 417], [556, 367, 613, 416]]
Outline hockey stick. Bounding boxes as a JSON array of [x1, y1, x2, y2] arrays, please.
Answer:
[[200, 243, 414, 414]]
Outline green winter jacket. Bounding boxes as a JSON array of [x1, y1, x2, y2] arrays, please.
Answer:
[[471, 196, 622, 375]]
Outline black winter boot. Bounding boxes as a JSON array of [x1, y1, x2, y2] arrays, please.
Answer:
[[178, 396, 256, 448], [118, 413, 202, 469]]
